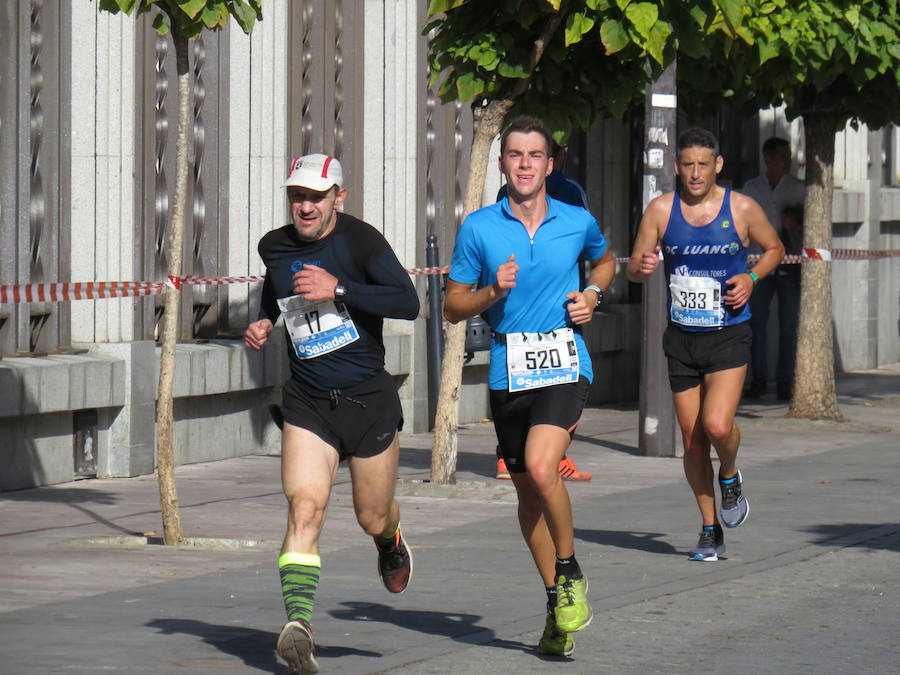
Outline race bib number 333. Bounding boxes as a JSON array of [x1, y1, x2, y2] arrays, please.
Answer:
[[277, 294, 359, 359], [668, 274, 723, 328], [506, 328, 579, 392]]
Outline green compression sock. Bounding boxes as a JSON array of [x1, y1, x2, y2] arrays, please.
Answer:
[[278, 552, 321, 625]]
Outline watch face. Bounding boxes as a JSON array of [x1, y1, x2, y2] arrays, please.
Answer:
[[335, 285, 346, 298]]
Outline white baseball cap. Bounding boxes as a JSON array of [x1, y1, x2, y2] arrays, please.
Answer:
[[283, 154, 343, 191]]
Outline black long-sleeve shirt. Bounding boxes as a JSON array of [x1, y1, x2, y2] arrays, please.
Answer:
[[257, 212, 419, 389]]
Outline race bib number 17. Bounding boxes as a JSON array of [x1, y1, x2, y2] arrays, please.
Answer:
[[277, 294, 359, 359]]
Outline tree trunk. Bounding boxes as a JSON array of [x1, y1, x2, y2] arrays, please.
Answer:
[[430, 101, 512, 484], [787, 112, 843, 421], [156, 25, 190, 544]]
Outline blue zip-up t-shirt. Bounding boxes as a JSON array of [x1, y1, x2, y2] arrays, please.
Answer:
[[449, 196, 607, 390], [662, 189, 750, 331]]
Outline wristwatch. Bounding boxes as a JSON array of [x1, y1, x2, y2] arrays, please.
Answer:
[[583, 285, 604, 307], [334, 283, 347, 299]]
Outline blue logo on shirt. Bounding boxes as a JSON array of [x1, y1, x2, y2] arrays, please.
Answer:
[[290, 259, 321, 272]]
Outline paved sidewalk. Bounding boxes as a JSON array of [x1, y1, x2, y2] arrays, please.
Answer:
[[1, 365, 898, 673]]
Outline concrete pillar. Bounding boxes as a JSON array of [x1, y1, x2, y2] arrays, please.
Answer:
[[364, 0, 422, 429], [69, 5, 136, 343], [94, 341, 157, 478], [227, 0, 289, 333]]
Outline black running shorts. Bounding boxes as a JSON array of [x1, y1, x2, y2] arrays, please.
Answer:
[[663, 321, 751, 393], [281, 369, 403, 461], [489, 376, 589, 474]]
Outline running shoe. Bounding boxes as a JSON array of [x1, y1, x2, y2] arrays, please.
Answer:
[[377, 529, 413, 593], [496, 458, 511, 480], [554, 574, 592, 633], [719, 470, 750, 528], [558, 457, 592, 480], [277, 619, 319, 674], [690, 524, 725, 562], [538, 610, 574, 656]]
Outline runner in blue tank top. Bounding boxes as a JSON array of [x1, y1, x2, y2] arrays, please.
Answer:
[[445, 117, 616, 657], [662, 186, 751, 330], [627, 128, 784, 562]]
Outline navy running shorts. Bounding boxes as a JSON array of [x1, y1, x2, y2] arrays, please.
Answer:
[[489, 376, 589, 474], [663, 321, 751, 393], [282, 369, 403, 461]]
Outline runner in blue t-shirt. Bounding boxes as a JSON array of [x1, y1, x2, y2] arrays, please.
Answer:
[[495, 141, 594, 482], [445, 117, 615, 657], [627, 128, 783, 562]]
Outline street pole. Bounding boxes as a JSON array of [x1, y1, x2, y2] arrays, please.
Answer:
[[639, 62, 677, 457], [425, 234, 444, 430]]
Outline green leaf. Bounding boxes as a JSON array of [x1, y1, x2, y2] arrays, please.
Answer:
[[98, 0, 138, 13], [497, 59, 529, 78], [544, 0, 563, 10], [456, 71, 485, 100], [426, 0, 469, 18], [845, 7, 860, 30], [715, 0, 743, 34], [564, 12, 595, 47], [757, 39, 779, 65], [645, 20, 672, 65], [600, 19, 630, 54], [152, 12, 170, 35], [180, 17, 204, 39], [229, 0, 259, 34], [177, 0, 207, 20], [201, 4, 229, 30], [625, 2, 658, 39]]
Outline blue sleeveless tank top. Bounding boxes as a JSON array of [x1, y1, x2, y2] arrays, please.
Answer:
[[662, 188, 750, 331]]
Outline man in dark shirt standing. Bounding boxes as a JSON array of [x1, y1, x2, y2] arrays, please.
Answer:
[[244, 154, 420, 674]]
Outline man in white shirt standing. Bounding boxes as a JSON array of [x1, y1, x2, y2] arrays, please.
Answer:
[[741, 137, 805, 401]]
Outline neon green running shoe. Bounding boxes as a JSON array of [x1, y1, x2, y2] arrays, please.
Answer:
[[554, 574, 592, 633], [538, 611, 574, 656]]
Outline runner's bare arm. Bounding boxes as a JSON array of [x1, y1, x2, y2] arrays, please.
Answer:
[[567, 250, 616, 325], [740, 194, 784, 280], [244, 319, 274, 351], [724, 193, 785, 308], [626, 196, 668, 282], [443, 253, 518, 324]]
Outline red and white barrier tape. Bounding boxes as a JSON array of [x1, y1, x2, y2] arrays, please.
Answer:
[[0, 281, 165, 305], [408, 265, 451, 276], [2, 250, 898, 304]]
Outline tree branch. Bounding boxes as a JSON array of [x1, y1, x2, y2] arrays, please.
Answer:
[[508, 0, 570, 100]]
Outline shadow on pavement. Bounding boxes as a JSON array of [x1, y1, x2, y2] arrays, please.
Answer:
[[571, 434, 640, 455], [801, 523, 900, 552], [0, 486, 119, 505], [835, 369, 900, 401], [0, 487, 137, 537], [147, 618, 379, 673], [399, 447, 500, 479], [331, 601, 494, 643], [575, 528, 681, 556]]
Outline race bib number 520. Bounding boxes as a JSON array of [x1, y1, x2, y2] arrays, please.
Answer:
[[505, 328, 579, 392], [277, 294, 359, 359]]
